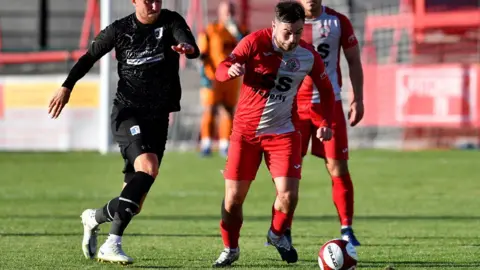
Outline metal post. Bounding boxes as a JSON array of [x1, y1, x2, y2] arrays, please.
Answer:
[[39, 0, 49, 50]]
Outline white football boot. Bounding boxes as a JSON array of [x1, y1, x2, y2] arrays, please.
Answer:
[[80, 209, 99, 259], [97, 239, 134, 265], [212, 248, 240, 267]]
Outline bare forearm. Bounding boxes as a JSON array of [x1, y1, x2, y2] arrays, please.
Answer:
[[349, 61, 364, 101]]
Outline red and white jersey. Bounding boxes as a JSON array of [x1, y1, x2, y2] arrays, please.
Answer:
[[298, 6, 358, 102], [216, 28, 335, 137]]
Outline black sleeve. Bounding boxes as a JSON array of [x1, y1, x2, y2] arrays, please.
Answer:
[[171, 12, 200, 59], [62, 24, 116, 90]]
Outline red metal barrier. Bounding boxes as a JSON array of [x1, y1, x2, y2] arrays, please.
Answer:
[[0, 0, 97, 64], [361, 64, 480, 128], [79, 0, 100, 50], [0, 51, 70, 64]]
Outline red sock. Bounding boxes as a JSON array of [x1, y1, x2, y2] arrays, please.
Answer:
[[331, 174, 354, 226], [220, 219, 242, 249], [273, 190, 294, 230], [270, 206, 293, 236]]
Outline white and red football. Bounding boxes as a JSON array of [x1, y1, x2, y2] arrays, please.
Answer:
[[318, 239, 358, 270]]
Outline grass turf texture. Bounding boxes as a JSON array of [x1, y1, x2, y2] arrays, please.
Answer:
[[0, 150, 479, 269]]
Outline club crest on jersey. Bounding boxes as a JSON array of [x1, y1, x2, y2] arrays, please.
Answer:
[[154, 27, 164, 40], [319, 24, 331, 38], [285, 58, 300, 72]]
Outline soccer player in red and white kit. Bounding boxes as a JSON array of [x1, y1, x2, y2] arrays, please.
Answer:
[[212, 1, 336, 267], [290, 0, 365, 246]]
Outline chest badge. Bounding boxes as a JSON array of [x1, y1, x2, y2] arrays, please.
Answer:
[[319, 24, 331, 38], [285, 58, 301, 72], [154, 27, 164, 40]]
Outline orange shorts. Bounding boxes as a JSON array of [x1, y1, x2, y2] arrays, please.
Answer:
[[297, 101, 349, 160], [223, 131, 303, 181], [200, 78, 241, 108]]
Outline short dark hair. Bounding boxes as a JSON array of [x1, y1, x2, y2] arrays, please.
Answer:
[[275, 1, 306, 23]]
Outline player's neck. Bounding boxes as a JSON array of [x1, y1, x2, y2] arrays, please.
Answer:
[[272, 37, 292, 53], [135, 13, 157, 25], [272, 37, 282, 52], [306, 7, 323, 19]]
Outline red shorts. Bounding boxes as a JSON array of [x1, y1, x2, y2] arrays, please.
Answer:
[[223, 131, 303, 181], [297, 100, 349, 160]]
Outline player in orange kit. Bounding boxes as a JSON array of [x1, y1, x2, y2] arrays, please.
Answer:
[[197, 1, 248, 157]]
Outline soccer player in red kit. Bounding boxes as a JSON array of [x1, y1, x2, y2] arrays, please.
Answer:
[[290, 0, 365, 246], [212, 1, 336, 267]]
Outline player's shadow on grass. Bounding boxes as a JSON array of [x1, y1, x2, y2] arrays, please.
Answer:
[[359, 261, 480, 268], [302, 259, 480, 268], [129, 266, 183, 269], [5, 214, 480, 222], [130, 258, 305, 269], [0, 232, 220, 237], [224, 263, 304, 268], [3, 233, 480, 247], [133, 214, 480, 222], [131, 264, 299, 269]]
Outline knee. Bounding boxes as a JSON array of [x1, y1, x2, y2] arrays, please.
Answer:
[[134, 153, 159, 178], [223, 189, 247, 213], [326, 159, 349, 177], [218, 106, 234, 119], [223, 180, 250, 214], [277, 190, 299, 210], [224, 191, 244, 210]]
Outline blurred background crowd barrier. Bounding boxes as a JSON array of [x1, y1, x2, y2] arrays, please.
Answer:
[[0, 0, 478, 152]]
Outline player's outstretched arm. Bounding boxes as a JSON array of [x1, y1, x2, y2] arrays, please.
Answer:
[[49, 25, 116, 119], [171, 12, 200, 59], [215, 35, 252, 82], [308, 51, 335, 130]]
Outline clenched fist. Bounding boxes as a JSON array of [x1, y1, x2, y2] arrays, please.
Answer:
[[227, 63, 245, 78], [316, 126, 333, 142]]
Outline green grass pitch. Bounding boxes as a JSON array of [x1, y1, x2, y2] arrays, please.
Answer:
[[0, 150, 479, 269]]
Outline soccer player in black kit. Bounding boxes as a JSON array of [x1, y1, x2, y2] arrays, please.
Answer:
[[48, 0, 199, 264]]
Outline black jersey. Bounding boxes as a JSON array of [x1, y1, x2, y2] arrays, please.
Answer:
[[62, 9, 200, 115]]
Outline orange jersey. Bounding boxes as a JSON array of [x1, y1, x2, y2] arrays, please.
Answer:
[[198, 21, 248, 81]]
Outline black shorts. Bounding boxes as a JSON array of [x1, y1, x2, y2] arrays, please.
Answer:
[[111, 104, 169, 174]]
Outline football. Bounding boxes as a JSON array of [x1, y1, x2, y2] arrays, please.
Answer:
[[318, 239, 358, 270]]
